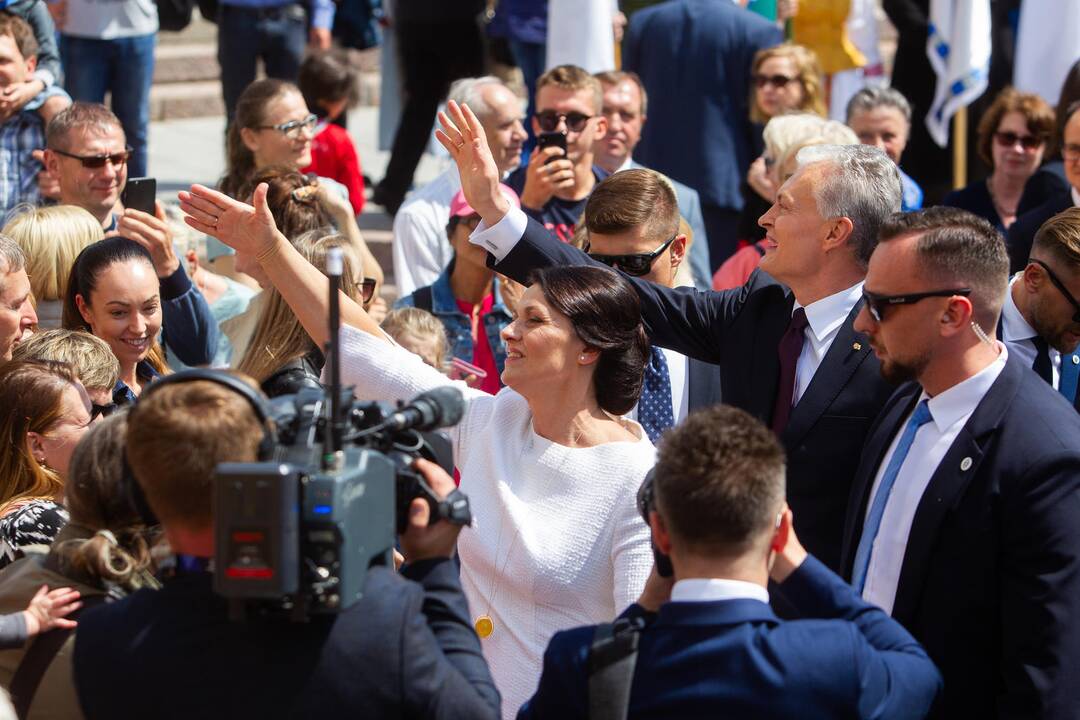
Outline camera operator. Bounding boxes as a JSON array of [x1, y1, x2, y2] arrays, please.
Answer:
[[72, 373, 500, 719]]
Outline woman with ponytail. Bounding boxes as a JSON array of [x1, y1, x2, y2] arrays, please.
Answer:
[[0, 412, 159, 718]]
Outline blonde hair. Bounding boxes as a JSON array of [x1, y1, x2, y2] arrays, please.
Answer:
[[381, 307, 449, 370], [750, 43, 827, 123], [11, 328, 120, 391], [237, 231, 362, 383], [763, 114, 859, 185], [3, 204, 103, 302]]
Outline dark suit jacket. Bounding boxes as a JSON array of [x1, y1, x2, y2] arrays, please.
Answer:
[[518, 556, 941, 720], [840, 355, 1080, 719], [73, 559, 501, 719], [623, 0, 782, 212], [1006, 188, 1072, 273], [687, 356, 722, 414], [494, 218, 895, 572]]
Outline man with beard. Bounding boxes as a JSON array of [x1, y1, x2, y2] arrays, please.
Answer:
[[841, 207, 1080, 719], [1000, 208, 1080, 411]]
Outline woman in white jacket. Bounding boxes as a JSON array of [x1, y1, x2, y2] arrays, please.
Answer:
[[179, 182, 655, 718]]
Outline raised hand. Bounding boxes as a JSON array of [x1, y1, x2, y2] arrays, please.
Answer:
[[435, 100, 511, 227], [118, 201, 180, 278], [178, 183, 284, 261], [22, 585, 81, 636]]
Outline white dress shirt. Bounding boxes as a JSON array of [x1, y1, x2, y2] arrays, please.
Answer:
[[670, 577, 770, 604], [391, 166, 461, 296], [1001, 275, 1061, 389], [628, 347, 690, 425], [791, 282, 864, 404], [861, 344, 1008, 614]]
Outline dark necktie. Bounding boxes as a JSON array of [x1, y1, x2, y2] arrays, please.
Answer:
[[639, 347, 674, 443], [1032, 336, 1053, 385], [771, 307, 809, 434]]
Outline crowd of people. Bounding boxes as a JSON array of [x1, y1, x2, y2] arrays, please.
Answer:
[[0, 0, 1079, 718]]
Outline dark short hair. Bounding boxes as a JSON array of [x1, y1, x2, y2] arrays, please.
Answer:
[[584, 168, 679, 245], [1033, 207, 1080, 271], [46, 102, 124, 151], [529, 265, 648, 415], [594, 69, 648, 116], [298, 49, 359, 119], [975, 87, 1055, 166], [0, 11, 37, 60], [654, 405, 785, 555], [877, 207, 1009, 329]]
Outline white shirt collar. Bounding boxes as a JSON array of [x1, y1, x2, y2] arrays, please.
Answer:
[[1072, 186, 1080, 208], [921, 342, 1009, 433], [794, 282, 864, 342], [670, 577, 770, 604], [1001, 274, 1038, 343], [615, 155, 634, 174]]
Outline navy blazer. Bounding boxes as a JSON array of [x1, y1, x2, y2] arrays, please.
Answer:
[[840, 355, 1080, 719], [623, 0, 782, 212], [493, 217, 894, 572], [1006, 188, 1072, 274], [74, 559, 501, 719], [518, 556, 941, 720]]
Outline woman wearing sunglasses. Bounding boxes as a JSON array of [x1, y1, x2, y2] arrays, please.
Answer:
[[180, 181, 655, 718], [236, 229, 371, 398], [944, 88, 1054, 231], [0, 361, 96, 570]]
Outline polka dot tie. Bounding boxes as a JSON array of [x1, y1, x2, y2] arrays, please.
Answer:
[[639, 346, 674, 444]]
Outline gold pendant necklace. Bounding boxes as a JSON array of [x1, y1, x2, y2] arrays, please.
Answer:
[[473, 508, 524, 640], [474, 615, 494, 638]]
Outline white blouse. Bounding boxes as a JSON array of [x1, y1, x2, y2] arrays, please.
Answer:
[[336, 324, 655, 718]]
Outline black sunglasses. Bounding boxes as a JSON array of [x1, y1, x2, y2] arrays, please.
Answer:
[[52, 146, 132, 169], [862, 288, 972, 323], [587, 233, 678, 277], [1031, 259, 1080, 323], [993, 131, 1045, 152], [91, 401, 118, 421], [754, 74, 797, 89], [534, 110, 593, 133]]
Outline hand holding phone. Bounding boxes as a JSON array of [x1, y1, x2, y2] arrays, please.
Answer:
[[121, 177, 156, 214]]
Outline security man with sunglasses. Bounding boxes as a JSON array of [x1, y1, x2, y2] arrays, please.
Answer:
[[841, 206, 1080, 720], [1000, 207, 1080, 411]]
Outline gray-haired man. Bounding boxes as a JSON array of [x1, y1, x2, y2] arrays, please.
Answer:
[[0, 236, 36, 360]]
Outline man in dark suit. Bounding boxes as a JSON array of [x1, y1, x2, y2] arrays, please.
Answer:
[[623, 0, 782, 265], [73, 375, 500, 720], [579, 168, 721, 442], [1007, 101, 1080, 272], [520, 404, 942, 719], [436, 102, 899, 572], [840, 207, 1080, 719], [1001, 207, 1080, 410]]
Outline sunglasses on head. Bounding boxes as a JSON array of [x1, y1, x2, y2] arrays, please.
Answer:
[[587, 233, 678, 277], [1031, 259, 1080, 323], [91, 401, 118, 421], [993, 131, 1045, 151], [52, 146, 132, 169], [754, 74, 797, 89], [861, 288, 972, 323], [534, 110, 593, 133]]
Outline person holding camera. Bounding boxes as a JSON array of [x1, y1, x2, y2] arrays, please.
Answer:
[[520, 405, 942, 720], [72, 372, 500, 719]]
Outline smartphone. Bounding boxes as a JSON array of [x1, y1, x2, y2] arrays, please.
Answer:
[[121, 177, 157, 214], [536, 132, 567, 164], [449, 356, 488, 380]]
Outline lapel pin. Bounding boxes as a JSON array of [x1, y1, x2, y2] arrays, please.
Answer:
[[960, 457, 973, 471], [1072, 355, 1079, 365], [853, 342, 862, 351]]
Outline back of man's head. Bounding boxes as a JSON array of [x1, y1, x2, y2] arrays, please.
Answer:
[[877, 207, 1009, 330], [0, 12, 38, 62], [536, 64, 603, 114], [654, 405, 785, 558], [126, 378, 267, 532], [584, 168, 679, 240], [46, 102, 124, 151], [795, 144, 902, 267]]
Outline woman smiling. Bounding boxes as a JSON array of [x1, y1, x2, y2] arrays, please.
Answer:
[[179, 181, 656, 718]]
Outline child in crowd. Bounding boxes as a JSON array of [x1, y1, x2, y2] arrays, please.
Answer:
[[0, 584, 81, 650], [380, 307, 449, 372], [299, 50, 366, 216]]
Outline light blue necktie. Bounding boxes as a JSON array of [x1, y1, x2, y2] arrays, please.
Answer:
[[1059, 352, 1080, 404], [852, 400, 934, 594], [639, 347, 674, 444]]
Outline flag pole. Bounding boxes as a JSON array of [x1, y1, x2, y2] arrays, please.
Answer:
[[952, 106, 968, 190]]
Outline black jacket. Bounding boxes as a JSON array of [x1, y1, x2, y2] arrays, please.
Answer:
[[840, 355, 1080, 719], [1006, 188, 1072, 273], [491, 217, 895, 572], [73, 559, 501, 719], [261, 348, 324, 398]]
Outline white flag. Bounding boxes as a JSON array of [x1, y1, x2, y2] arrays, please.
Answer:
[[925, 0, 992, 148], [546, 0, 617, 74], [1014, 0, 1080, 106]]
